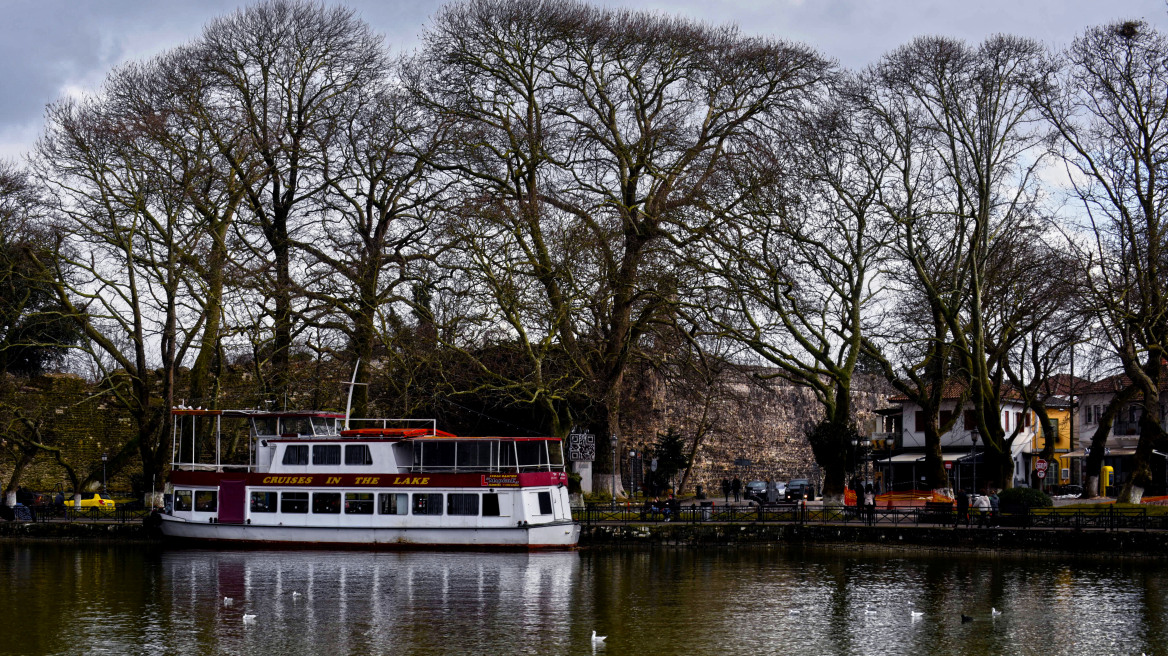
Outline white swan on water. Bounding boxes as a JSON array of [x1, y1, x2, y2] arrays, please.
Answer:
[[591, 631, 606, 643]]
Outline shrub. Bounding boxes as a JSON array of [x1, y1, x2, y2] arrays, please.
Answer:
[[998, 487, 1052, 508]]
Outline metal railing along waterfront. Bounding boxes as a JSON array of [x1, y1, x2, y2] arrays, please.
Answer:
[[571, 503, 1168, 532], [13, 504, 153, 524]]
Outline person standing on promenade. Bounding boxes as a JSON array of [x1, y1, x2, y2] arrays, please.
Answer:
[[731, 477, 742, 503], [975, 492, 991, 527], [955, 490, 969, 527], [989, 490, 1000, 526], [722, 478, 731, 503], [864, 484, 876, 525]]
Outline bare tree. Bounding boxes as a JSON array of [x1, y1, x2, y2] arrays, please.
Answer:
[[1034, 20, 1168, 501], [417, 0, 830, 493], [32, 49, 232, 502], [859, 35, 1053, 490], [697, 83, 887, 503], [297, 82, 450, 418], [196, 0, 390, 405]]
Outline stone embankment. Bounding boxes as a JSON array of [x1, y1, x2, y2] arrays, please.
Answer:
[[581, 522, 1168, 557], [3, 519, 1167, 556], [0, 521, 157, 543]]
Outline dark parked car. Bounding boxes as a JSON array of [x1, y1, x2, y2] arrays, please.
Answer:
[[785, 479, 815, 501], [744, 480, 768, 502]]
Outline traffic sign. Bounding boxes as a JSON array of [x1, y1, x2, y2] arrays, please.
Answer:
[[944, 461, 953, 470], [1035, 459, 1048, 472], [1036, 470, 1046, 479]]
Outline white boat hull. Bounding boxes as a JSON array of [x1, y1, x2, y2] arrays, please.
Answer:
[[159, 514, 580, 549]]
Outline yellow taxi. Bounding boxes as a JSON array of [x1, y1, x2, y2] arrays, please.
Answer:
[[65, 493, 117, 510]]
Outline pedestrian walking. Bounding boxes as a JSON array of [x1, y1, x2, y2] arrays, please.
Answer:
[[721, 478, 731, 503], [989, 490, 1000, 526], [864, 484, 876, 525], [731, 477, 742, 503]]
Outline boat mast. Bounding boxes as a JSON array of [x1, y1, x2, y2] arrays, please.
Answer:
[[343, 359, 367, 430]]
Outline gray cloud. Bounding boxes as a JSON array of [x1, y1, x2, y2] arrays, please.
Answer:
[[2, 0, 1164, 160]]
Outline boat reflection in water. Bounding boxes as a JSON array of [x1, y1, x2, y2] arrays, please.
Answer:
[[162, 550, 582, 655]]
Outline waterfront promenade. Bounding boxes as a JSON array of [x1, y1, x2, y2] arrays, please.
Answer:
[[3, 497, 1167, 556]]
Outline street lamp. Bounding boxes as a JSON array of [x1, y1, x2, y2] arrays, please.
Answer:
[[969, 428, 978, 494], [101, 452, 108, 495], [610, 434, 619, 505]]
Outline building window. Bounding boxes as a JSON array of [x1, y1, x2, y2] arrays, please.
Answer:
[[963, 410, 977, 430], [412, 493, 444, 515], [174, 489, 192, 512], [250, 491, 277, 513], [344, 492, 374, 514], [195, 490, 218, 512], [282, 445, 309, 465], [482, 493, 501, 517], [313, 445, 341, 466], [939, 410, 954, 428], [915, 411, 928, 432], [281, 492, 309, 513], [379, 493, 408, 515], [537, 491, 552, 515], [447, 493, 479, 516], [313, 492, 341, 514], [345, 444, 373, 466]]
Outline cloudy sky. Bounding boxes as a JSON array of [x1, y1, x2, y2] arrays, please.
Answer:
[[2, 0, 1164, 160]]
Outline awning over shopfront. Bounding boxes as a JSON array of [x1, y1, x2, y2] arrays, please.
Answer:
[[1065, 448, 1138, 458], [877, 452, 974, 464]]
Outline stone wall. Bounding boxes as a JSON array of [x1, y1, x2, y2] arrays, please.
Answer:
[[0, 374, 139, 497], [620, 366, 893, 494]]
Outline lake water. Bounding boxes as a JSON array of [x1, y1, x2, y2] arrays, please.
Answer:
[[2, 543, 1162, 655]]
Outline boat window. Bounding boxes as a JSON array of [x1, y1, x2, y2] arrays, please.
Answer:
[[312, 492, 341, 514], [282, 445, 309, 466], [379, 493, 408, 515], [412, 493, 443, 516], [345, 444, 373, 466], [281, 417, 313, 436], [313, 445, 341, 466], [482, 493, 501, 517], [174, 489, 192, 512], [195, 490, 218, 512], [253, 418, 278, 436], [548, 440, 564, 467], [344, 492, 374, 514], [281, 492, 309, 513], [537, 491, 552, 515], [499, 442, 517, 471], [311, 417, 334, 436], [447, 493, 479, 516], [250, 491, 277, 513], [456, 441, 493, 471], [516, 441, 549, 471], [416, 441, 455, 471]]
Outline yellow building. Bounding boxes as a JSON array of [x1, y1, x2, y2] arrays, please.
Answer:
[[1026, 404, 1073, 487]]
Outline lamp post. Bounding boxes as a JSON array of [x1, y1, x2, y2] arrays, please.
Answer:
[[101, 452, 108, 496], [969, 429, 978, 494], [610, 434, 618, 506]]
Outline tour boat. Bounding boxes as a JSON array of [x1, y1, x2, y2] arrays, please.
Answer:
[[158, 408, 579, 549]]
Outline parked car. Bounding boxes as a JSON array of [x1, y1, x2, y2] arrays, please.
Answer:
[[785, 479, 815, 501], [744, 480, 768, 502], [65, 493, 117, 510]]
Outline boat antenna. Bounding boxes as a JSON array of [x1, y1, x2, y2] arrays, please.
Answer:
[[343, 359, 368, 430]]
